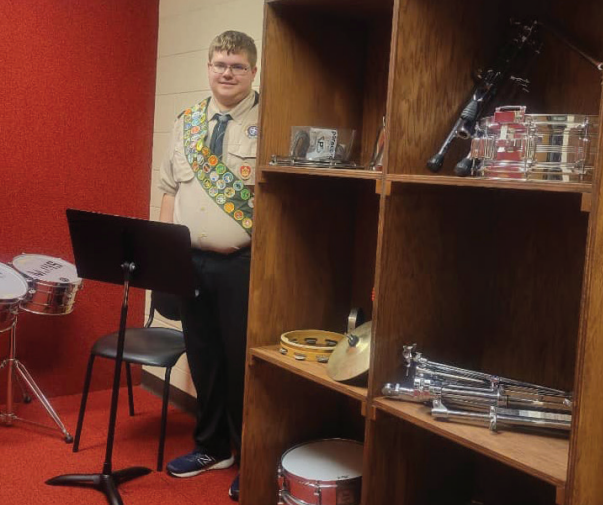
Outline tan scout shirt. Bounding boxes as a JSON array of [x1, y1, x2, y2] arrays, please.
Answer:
[[159, 91, 259, 253]]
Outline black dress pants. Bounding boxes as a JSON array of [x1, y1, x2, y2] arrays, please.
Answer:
[[179, 247, 251, 458]]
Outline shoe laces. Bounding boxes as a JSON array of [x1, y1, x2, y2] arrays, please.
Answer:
[[195, 453, 216, 465]]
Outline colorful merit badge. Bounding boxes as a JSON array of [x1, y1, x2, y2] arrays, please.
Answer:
[[182, 99, 254, 235], [239, 165, 252, 180]]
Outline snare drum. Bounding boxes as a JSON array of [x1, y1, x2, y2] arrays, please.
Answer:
[[278, 439, 363, 505], [470, 106, 599, 182], [0, 263, 29, 332], [11, 254, 82, 315]]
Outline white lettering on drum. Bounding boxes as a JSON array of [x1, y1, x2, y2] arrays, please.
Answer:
[[26, 261, 64, 279]]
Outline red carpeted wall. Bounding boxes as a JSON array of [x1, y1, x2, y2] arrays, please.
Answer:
[[0, 0, 159, 401]]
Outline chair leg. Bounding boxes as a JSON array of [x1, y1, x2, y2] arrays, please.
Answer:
[[73, 354, 96, 452], [126, 362, 135, 416], [157, 367, 172, 471]]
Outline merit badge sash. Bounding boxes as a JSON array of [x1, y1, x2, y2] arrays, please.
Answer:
[[182, 99, 254, 235]]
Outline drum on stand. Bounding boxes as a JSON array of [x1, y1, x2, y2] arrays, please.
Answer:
[[278, 439, 363, 505], [11, 254, 82, 315], [0, 255, 75, 442], [0, 263, 29, 333]]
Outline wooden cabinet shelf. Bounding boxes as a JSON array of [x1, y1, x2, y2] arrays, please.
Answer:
[[387, 174, 592, 195], [250, 345, 368, 402], [373, 398, 569, 489], [260, 164, 382, 180], [267, 0, 394, 17], [242, 0, 603, 503]]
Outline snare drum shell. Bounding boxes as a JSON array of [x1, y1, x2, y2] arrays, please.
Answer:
[[278, 439, 363, 505], [20, 280, 81, 315], [11, 254, 83, 316], [473, 112, 599, 182]]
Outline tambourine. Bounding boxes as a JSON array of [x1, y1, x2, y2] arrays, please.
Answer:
[[279, 330, 345, 363]]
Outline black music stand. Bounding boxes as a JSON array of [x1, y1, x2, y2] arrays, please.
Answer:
[[46, 209, 194, 505]]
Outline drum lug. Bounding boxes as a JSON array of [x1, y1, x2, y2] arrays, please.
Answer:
[[277, 467, 286, 492], [577, 119, 592, 177], [314, 484, 322, 505]]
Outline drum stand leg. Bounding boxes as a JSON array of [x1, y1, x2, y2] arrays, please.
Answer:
[[0, 321, 73, 443]]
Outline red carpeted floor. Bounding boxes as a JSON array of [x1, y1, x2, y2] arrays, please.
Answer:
[[0, 387, 238, 505]]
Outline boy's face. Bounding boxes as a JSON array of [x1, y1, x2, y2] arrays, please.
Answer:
[[208, 50, 257, 107]]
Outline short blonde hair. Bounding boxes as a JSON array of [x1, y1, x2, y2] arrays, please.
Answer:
[[208, 31, 257, 68]]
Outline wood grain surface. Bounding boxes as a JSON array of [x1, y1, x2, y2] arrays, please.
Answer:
[[242, 0, 603, 504], [240, 359, 364, 505], [247, 176, 379, 349], [374, 398, 569, 487]]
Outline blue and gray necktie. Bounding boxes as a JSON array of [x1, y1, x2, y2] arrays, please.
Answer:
[[209, 113, 232, 159]]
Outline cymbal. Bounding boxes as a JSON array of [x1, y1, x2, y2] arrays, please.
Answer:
[[327, 321, 372, 382]]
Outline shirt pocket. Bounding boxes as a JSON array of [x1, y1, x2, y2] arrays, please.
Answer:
[[228, 142, 257, 186], [172, 142, 196, 183]]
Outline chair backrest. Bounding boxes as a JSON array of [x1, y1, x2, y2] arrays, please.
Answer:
[[145, 291, 181, 328]]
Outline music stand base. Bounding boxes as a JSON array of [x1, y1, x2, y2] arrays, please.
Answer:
[[46, 466, 151, 505]]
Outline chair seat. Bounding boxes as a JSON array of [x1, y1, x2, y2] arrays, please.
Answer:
[[92, 327, 186, 368]]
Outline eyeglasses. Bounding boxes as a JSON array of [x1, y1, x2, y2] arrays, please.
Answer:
[[210, 62, 250, 76]]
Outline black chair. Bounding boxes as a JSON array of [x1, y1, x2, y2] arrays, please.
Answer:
[[73, 291, 185, 471]]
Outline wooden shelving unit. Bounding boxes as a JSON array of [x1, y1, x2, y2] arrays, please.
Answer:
[[240, 0, 603, 504], [373, 398, 569, 488], [388, 174, 593, 195], [250, 346, 368, 402], [260, 164, 382, 180]]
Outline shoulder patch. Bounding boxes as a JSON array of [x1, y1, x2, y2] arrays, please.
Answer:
[[246, 124, 258, 138]]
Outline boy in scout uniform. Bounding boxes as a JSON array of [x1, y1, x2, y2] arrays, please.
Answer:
[[158, 30, 259, 500]]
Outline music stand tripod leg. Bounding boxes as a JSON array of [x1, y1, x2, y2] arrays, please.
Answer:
[[46, 262, 152, 504]]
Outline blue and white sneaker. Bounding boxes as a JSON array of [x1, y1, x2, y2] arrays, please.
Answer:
[[166, 450, 234, 478]]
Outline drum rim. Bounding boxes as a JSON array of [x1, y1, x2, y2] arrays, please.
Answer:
[[0, 297, 27, 305], [479, 115, 600, 132], [21, 277, 83, 289], [481, 113, 599, 121], [11, 253, 82, 287], [279, 438, 363, 486]]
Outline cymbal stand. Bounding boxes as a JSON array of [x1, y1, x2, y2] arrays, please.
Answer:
[[0, 317, 73, 442]]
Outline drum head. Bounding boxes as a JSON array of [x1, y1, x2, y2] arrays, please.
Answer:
[[281, 439, 363, 481], [0, 263, 28, 301], [12, 254, 80, 285]]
